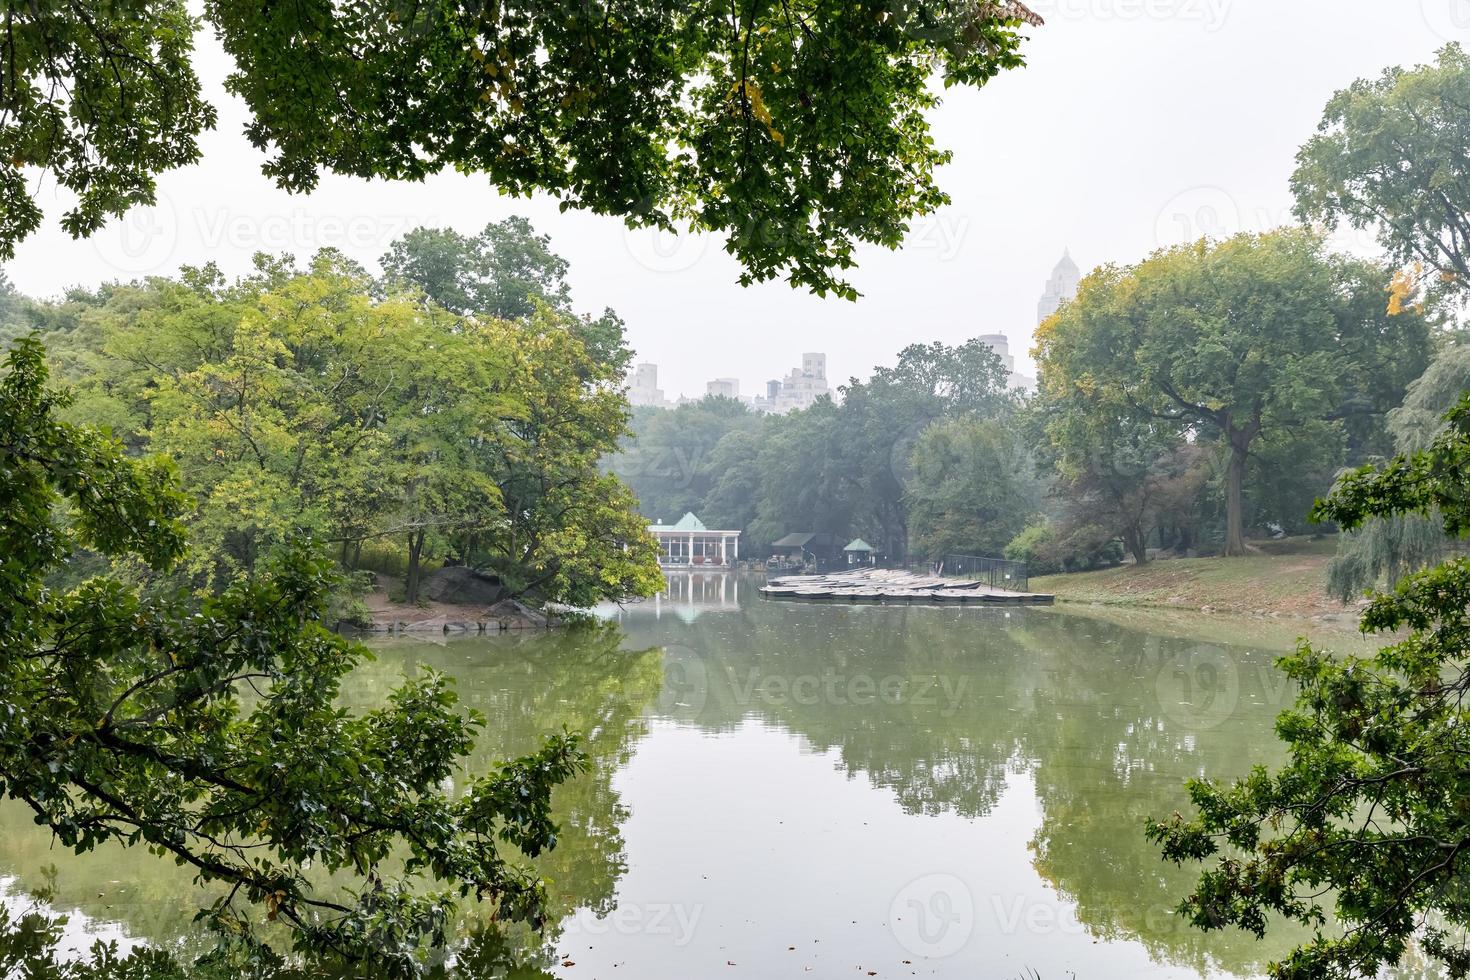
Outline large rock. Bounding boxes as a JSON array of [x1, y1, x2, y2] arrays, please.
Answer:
[[423, 565, 506, 605], [487, 598, 549, 628]]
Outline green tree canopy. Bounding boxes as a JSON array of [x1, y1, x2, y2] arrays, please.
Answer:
[[380, 217, 572, 320], [1293, 43, 1470, 302], [0, 337, 585, 974], [5, 1, 1042, 295], [1034, 229, 1430, 556], [35, 251, 660, 610], [905, 414, 1039, 561]]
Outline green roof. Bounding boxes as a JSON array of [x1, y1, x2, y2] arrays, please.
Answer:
[[843, 538, 874, 552], [671, 512, 707, 531]]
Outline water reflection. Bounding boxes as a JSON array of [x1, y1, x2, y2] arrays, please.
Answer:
[[0, 573, 1411, 978]]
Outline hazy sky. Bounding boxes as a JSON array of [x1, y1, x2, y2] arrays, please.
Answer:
[[5, 1, 1461, 398]]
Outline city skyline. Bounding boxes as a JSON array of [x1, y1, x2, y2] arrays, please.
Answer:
[[629, 253, 1069, 404]]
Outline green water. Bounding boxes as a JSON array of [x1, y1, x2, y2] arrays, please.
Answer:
[[0, 573, 1408, 978]]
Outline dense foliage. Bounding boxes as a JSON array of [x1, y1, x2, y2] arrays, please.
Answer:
[[1148, 394, 1470, 979], [0, 338, 587, 975], [606, 338, 1036, 562], [5, 0, 1041, 294], [25, 240, 661, 611], [1293, 43, 1470, 308], [1033, 229, 1430, 557], [1326, 341, 1470, 600]]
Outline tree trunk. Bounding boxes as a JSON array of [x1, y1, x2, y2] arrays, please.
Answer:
[[405, 530, 426, 604], [1123, 525, 1149, 566], [1224, 439, 1249, 557]]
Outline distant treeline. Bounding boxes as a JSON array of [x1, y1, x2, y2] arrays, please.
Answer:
[[609, 227, 1458, 585]]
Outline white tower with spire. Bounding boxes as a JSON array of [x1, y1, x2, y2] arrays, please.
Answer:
[[1037, 249, 1081, 325]]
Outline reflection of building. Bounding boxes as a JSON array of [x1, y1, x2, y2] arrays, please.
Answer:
[[652, 570, 742, 622], [706, 377, 740, 399], [648, 512, 741, 567], [1037, 249, 1080, 325], [752, 352, 830, 414], [628, 362, 669, 407], [978, 333, 1035, 392]]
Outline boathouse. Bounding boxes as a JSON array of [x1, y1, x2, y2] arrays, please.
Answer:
[[648, 512, 741, 567], [769, 532, 842, 566], [843, 538, 876, 566]]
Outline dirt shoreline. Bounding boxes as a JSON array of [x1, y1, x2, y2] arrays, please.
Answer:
[[350, 582, 555, 634]]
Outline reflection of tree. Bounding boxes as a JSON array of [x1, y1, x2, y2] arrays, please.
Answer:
[[621, 602, 1047, 819], [1015, 614, 1317, 976], [0, 625, 662, 973], [620, 592, 1331, 975]]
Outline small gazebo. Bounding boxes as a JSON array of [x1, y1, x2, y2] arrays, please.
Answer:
[[843, 538, 876, 566]]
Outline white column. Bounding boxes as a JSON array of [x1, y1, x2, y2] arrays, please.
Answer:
[[721, 535, 727, 566], [689, 533, 695, 565], [734, 535, 740, 561]]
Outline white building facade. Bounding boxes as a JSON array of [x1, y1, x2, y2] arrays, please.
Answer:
[[752, 352, 830, 413], [628, 362, 669, 408]]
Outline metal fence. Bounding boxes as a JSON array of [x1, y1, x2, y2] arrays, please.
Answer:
[[939, 554, 1029, 592]]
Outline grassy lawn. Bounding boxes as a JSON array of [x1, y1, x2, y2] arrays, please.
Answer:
[[1029, 535, 1360, 621]]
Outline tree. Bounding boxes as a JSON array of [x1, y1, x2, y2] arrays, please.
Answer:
[[838, 338, 1015, 557], [33, 252, 660, 611], [1031, 375, 1207, 564], [1148, 394, 1470, 980], [1326, 340, 1470, 599], [380, 217, 572, 320], [473, 308, 664, 607], [0, 336, 585, 973], [607, 397, 760, 523], [905, 415, 1038, 560], [1034, 230, 1431, 556], [6, 2, 1040, 293], [1292, 44, 1470, 301]]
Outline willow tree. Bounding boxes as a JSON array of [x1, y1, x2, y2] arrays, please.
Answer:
[[3, 1, 1041, 295], [1033, 230, 1430, 556], [1326, 342, 1470, 600]]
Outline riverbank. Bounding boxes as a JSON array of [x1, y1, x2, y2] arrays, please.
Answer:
[[355, 576, 555, 633], [1028, 536, 1365, 627]]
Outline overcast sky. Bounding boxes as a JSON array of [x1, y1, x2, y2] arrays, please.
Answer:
[[5, 1, 1461, 398]]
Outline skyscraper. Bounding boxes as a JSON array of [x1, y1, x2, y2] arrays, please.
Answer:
[[1037, 249, 1081, 325]]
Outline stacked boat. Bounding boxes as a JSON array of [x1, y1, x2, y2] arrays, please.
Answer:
[[759, 568, 1053, 605]]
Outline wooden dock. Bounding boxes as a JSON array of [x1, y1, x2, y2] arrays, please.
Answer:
[[759, 568, 1054, 605]]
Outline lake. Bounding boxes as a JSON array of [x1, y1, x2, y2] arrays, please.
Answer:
[[0, 572, 1392, 978]]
